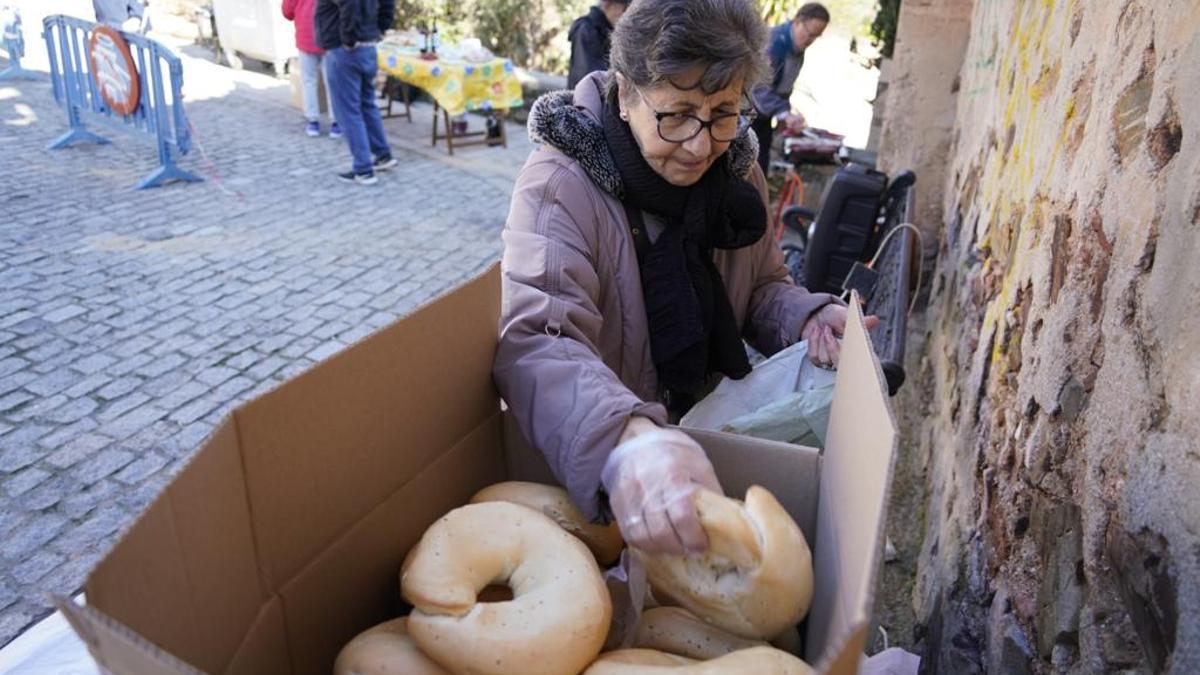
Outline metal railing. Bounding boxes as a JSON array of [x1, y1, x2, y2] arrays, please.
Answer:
[[42, 14, 200, 189], [864, 180, 918, 396]]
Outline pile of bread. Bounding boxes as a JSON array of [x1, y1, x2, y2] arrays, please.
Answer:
[[335, 481, 816, 674]]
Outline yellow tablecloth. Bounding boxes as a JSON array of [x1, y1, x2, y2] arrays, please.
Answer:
[[378, 43, 524, 117]]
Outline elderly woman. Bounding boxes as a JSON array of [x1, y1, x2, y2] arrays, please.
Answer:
[[494, 0, 860, 557]]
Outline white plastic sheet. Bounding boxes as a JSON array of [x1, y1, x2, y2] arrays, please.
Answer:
[[681, 340, 837, 446], [0, 596, 99, 675]]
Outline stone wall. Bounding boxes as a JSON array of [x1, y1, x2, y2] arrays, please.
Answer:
[[882, 0, 1200, 672]]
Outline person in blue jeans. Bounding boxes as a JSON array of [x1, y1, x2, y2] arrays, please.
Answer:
[[315, 0, 398, 185]]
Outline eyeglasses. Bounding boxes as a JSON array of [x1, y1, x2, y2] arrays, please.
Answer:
[[632, 87, 757, 143]]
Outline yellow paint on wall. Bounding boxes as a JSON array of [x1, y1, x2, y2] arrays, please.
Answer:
[[967, 0, 1079, 369]]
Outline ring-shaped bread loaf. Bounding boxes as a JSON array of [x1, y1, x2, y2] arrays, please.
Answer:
[[401, 501, 612, 675], [333, 617, 449, 675], [637, 486, 813, 639], [470, 481, 625, 566], [583, 646, 813, 674], [633, 607, 767, 660], [587, 649, 697, 668]]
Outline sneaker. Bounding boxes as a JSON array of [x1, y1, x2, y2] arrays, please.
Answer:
[[305, 121, 321, 137], [373, 155, 399, 171], [337, 170, 378, 186], [328, 122, 343, 139]]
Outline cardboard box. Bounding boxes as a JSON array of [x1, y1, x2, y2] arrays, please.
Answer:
[[54, 265, 897, 674]]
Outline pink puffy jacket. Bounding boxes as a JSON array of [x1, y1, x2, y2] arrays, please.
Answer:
[[282, 0, 321, 55]]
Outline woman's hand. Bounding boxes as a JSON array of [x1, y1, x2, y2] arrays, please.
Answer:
[[601, 418, 722, 556], [800, 303, 880, 369]]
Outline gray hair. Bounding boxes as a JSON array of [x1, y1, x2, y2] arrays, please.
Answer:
[[608, 0, 768, 98]]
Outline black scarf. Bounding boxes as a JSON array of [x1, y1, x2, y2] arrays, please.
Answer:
[[600, 97, 766, 411]]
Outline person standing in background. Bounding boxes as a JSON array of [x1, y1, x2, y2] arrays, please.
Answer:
[[751, 2, 829, 174], [283, 0, 341, 138], [92, 0, 149, 32], [566, 0, 630, 89], [315, 0, 397, 185]]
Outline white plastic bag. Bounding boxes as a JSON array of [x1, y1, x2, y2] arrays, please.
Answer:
[[680, 340, 837, 446], [860, 647, 921, 674]]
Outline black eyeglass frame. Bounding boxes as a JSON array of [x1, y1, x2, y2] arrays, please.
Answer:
[[632, 86, 758, 144]]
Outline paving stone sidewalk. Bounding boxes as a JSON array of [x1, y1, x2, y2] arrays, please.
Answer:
[[0, 38, 531, 646]]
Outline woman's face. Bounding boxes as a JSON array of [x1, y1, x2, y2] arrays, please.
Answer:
[[619, 68, 745, 187]]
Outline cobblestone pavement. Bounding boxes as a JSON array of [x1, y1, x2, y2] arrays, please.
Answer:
[[0, 26, 533, 645]]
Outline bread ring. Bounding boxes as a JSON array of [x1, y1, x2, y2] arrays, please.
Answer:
[[470, 481, 625, 566], [637, 486, 813, 639], [587, 649, 696, 668], [333, 617, 449, 675], [633, 607, 767, 660], [401, 501, 612, 675], [583, 646, 813, 674]]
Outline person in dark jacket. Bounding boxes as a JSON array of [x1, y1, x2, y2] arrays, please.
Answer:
[[750, 2, 828, 174], [566, 0, 630, 89], [315, 0, 397, 185]]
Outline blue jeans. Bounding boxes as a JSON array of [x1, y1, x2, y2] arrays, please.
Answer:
[[325, 45, 392, 174]]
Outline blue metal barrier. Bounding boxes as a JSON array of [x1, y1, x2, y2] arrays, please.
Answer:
[[1, 7, 45, 81], [42, 14, 201, 189]]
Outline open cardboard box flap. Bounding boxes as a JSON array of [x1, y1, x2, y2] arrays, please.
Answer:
[[55, 265, 896, 674]]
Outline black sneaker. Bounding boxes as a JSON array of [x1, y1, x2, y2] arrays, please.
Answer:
[[373, 156, 399, 171], [337, 170, 378, 186]]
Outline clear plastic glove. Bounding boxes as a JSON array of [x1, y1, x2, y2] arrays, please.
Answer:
[[600, 549, 648, 651], [601, 421, 722, 556]]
